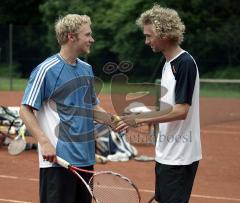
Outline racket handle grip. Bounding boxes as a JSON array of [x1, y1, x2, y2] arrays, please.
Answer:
[[57, 156, 70, 169]]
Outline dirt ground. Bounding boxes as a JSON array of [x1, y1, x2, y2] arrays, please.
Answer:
[[0, 91, 240, 203]]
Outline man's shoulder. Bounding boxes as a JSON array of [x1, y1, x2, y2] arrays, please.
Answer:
[[32, 55, 62, 74], [168, 51, 197, 79], [172, 52, 194, 65], [40, 54, 60, 65], [35, 55, 61, 70], [171, 52, 196, 71]]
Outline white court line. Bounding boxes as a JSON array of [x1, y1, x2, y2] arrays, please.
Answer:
[[0, 175, 38, 182], [191, 194, 240, 202], [201, 130, 239, 135], [139, 189, 240, 202], [1, 175, 240, 202], [206, 125, 240, 130], [0, 198, 32, 203]]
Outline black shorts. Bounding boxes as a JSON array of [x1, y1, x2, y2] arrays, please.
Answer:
[[155, 161, 199, 203], [40, 165, 93, 203]]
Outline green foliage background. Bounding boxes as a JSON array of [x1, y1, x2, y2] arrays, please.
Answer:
[[0, 0, 240, 80]]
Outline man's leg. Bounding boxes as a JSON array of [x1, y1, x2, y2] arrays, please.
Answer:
[[154, 161, 199, 203], [184, 161, 199, 202], [40, 167, 78, 203], [76, 165, 94, 203]]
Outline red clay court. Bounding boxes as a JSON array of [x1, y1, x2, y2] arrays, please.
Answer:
[[0, 91, 240, 203]]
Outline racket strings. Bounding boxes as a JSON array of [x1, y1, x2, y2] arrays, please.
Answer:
[[8, 136, 27, 155], [90, 172, 140, 203]]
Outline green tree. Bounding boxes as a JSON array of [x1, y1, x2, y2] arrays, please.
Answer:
[[162, 0, 240, 73], [39, 0, 161, 79], [0, 0, 45, 24], [0, 0, 48, 77], [2, 0, 239, 77]]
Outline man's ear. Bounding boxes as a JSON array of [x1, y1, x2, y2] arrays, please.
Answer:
[[67, 33, 75, 41], [160, 34, 167, 40]]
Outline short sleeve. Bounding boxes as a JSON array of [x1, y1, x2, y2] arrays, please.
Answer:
[[174, 59, 197, 105], [21, 67, 49, 110]]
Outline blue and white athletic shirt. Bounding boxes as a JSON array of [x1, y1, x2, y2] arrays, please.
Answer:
[[22, 54, 99, 168]]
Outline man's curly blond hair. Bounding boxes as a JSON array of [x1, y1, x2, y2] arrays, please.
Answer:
[[136, 4, 185, 44], [55, 14, 91, 45]]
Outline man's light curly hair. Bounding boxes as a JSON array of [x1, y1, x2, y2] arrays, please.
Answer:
[[55, 14, 91, 45], [136, 4, 185, 44]]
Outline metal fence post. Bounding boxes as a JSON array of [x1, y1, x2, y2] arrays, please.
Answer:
[[9, 24, 13, 91]]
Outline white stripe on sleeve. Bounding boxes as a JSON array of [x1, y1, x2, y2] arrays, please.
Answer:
[[26, 57, 60, 106]]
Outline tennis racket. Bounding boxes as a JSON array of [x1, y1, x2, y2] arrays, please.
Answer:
[[56, 156, 141, 203], [8, 125, 27, 155]]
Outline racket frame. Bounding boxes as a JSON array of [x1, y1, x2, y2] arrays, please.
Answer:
[[57, 156, 98, 202], [57, 156, 141, 203]]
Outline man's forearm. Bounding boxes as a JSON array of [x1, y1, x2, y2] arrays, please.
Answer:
[[93, 105, 119, 125], [135, 104, 189, 125], [19, 105, 48, 145]]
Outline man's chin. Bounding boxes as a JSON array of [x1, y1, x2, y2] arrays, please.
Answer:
[[80, 49, 91, 55], [152, 48, 160, 53]]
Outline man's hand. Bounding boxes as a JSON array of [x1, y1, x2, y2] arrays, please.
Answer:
[[93, 109, 128, 132], [40, 139, 56, 163], [113, 114, 139, 132], [120, 114, 138, 128], [109, 115, 129, 132]]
